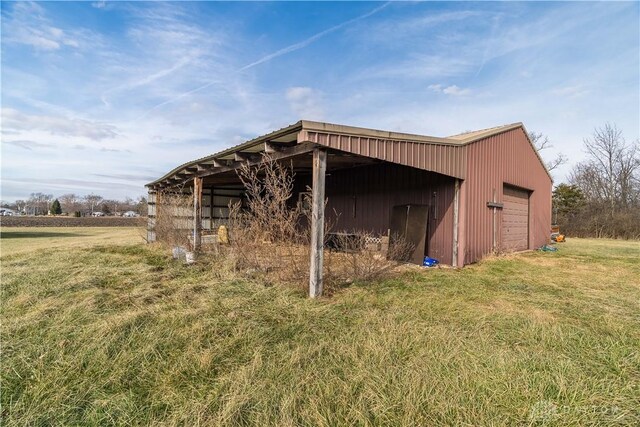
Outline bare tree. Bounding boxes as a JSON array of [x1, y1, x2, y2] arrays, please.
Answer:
[[59, 193, 83, 215], [529, 131, 568, 172], [570, 123, 639, 213], [14, 200, 26, 213], [28, 193, 53, 215], [84, 194, 103, 214]]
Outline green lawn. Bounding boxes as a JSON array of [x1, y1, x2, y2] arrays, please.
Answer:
[[1, 229, 639, 426]]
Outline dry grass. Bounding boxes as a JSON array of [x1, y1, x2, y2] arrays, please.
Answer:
[[1, 232, 639, 426], [0, 227, 143, 257]]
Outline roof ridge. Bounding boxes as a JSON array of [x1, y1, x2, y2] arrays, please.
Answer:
[[447, 122, 521, 138]]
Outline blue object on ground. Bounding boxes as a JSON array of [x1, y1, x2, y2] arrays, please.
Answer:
[[539, 245, 558, 252], [423, 257, 439, 267]]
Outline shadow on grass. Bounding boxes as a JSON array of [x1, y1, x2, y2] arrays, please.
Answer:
[[0, 231, 86, 239]]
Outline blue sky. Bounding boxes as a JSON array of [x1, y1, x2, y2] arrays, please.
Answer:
[[1, 1, 639, 201]]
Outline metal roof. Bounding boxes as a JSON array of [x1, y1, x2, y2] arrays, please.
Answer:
[[147, 121, 548, 188]]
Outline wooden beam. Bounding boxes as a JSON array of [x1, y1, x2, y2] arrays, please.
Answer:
[[213, 159, 228, 168], [264, 141, 277, 154], [193, 177, 203, 252], [234, 152, 251, 162], [193, 142, 318, 180], [197, 164, 215, 172], [309, 148, 327, 298]]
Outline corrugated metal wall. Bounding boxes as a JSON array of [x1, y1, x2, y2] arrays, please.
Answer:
[[295, 163, 456, 264], [301, 130, 466, 179], [462, 128, 552, 264]]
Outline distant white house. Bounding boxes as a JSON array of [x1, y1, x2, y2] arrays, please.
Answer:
[[122, 211, 139, 217], [92, 211, 105, 217], [0, 208, 17, 216]]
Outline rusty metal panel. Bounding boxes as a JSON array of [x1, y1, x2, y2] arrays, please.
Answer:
[[461, 127, 552, 264]]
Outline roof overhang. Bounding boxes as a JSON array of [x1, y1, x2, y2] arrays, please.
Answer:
[[146, 120, 551, 190]]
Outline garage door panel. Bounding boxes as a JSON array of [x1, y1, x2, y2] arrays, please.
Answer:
[[502, 185, 529, 252]]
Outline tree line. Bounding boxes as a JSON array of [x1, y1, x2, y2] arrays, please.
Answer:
[[1, 193, 148, 217], [550, 123, 639, 239]]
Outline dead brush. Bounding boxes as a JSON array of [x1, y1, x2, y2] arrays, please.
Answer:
[[323, 232, 415, 292], [153, 186, 193, 251], [223, 154, 415, 292], [227, 154, 310, 283]]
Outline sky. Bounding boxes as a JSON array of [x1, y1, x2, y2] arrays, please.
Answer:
[[1, 1, 639, 202]]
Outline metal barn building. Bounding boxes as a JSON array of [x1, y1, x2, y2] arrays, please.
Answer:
[[147, 121, 552, 294]]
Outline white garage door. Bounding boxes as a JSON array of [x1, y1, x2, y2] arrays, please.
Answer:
[[502, 185, 529, 251]]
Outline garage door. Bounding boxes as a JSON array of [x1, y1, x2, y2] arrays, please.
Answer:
[[502, 185, 529, 251]]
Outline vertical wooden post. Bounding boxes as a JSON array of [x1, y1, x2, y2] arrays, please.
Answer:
[[309, 148, 327, 298], [193, 177, 203, 252], [452, 179, 460, 267]]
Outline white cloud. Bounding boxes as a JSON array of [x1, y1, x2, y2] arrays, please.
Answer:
[[428, 84, 472, 96], [551, 85, 590, 99], [2, 108, 119, 140], [443, 85, 472, 96], [285, 87, 324, 119], [2, 2, 77, 51]]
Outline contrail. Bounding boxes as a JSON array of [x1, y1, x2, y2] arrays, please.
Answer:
[[137, 2, 391, 119], [239, 2, 390, 71]]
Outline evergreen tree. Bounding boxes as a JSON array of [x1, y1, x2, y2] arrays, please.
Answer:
[[50, 199, 62, 215]]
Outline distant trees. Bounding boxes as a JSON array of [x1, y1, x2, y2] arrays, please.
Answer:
[[58, 194, 83, 215], [27, 193, 53, 215], [84, 194, 103, 214], [552, 184, 585, 224], [557, 123, 639, 239], [569, 123, 639, 213], [14, 200, 26, 213]]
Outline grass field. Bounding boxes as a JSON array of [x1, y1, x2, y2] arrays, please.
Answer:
[[1, 228, 639, 426], [0, 227, 144, 256]]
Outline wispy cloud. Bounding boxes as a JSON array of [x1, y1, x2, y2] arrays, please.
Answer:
[[93, 173, 157, 181], [240, 2, 391, 72], [285, 87, 324, 119], [137, 2, 391, 118], [2, 108, 119, 140], [551, 85, 590, 99], [2, 1, 96, 51], [1, 1, 637, 200], [429, 84, 472, 96], [2, 140, 55, 150]]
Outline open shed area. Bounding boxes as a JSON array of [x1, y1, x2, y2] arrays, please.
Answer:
[[147, 121, 553, 296]]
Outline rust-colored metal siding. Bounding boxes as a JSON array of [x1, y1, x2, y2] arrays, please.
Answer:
[[317, 163, 456, 265], [300, 130, 466, 179], [462, 127, 552, 264]]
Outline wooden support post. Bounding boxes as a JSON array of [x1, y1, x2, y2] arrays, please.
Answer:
[[452, 179, 460, 267], [147, 190, 157, 243], [193, 177, 203, 252], [309, 148, 327, 298]]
